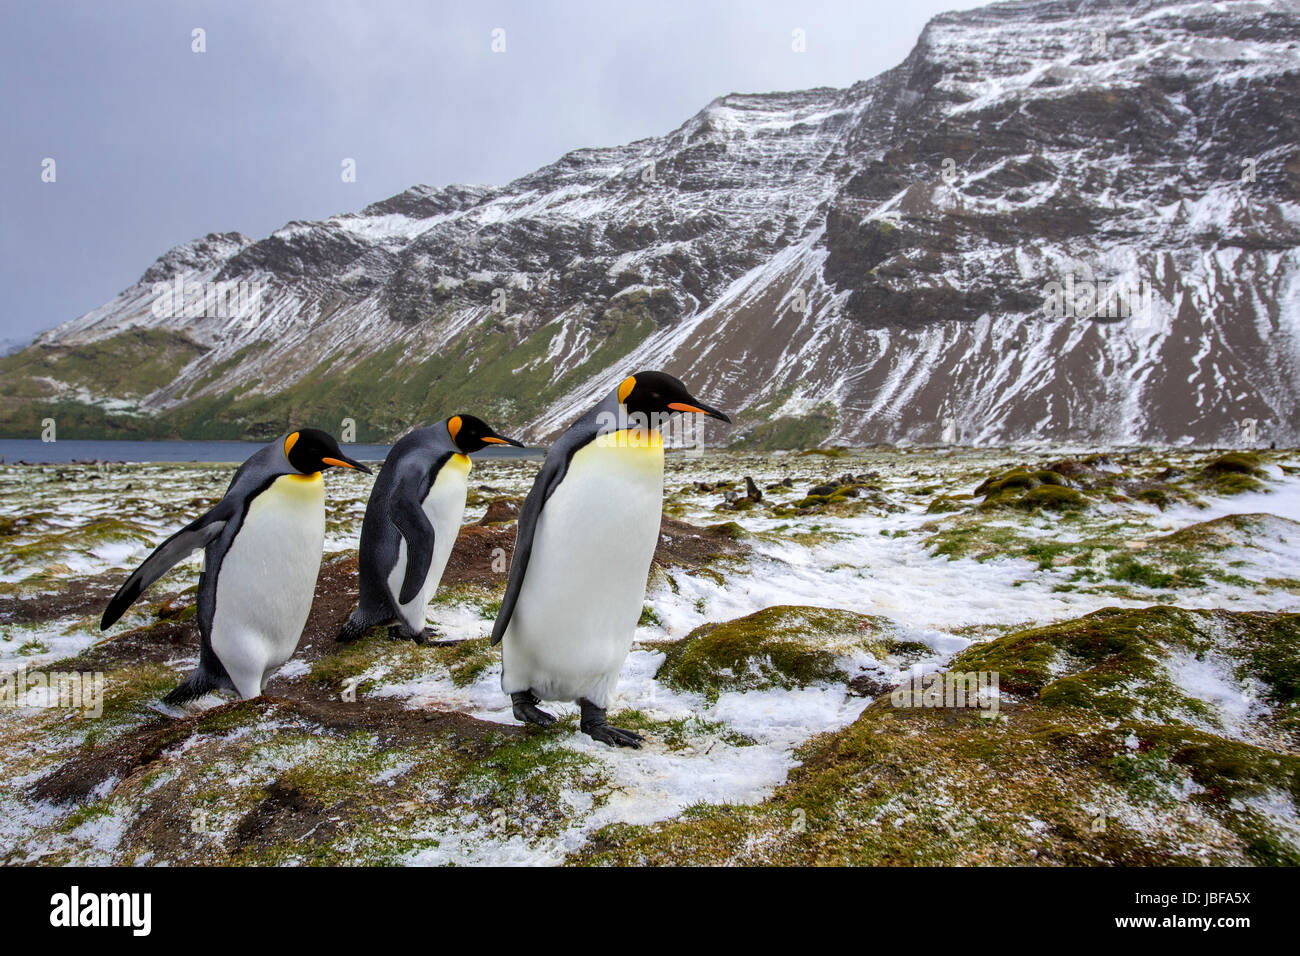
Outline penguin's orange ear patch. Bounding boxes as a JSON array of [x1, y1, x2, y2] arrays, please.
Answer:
[[618, 376, 637, 404], [284, 432, 300, 457], [447, 416, 463, 444]]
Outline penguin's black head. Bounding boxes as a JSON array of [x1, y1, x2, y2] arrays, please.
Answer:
[[448, 414, 526, 453], [284, 428, 373, 475], [617, 371, 732, 423]]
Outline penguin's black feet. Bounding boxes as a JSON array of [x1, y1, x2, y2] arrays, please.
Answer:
[[579, 698, 643, 749], [511, 690, 556, 727], [387, 624, 439, 645], [335, 617, 369, 644]]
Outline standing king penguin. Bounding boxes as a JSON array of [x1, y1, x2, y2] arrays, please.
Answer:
[[492, 371, 730, 747], [101, 429, 371, 703], [337, 414, 523, 644]]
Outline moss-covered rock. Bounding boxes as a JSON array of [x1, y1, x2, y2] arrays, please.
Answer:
[[1195, 452, 1268, 495], [972, 466, 1090, 512], [926, 493, 972, 514], [656, 605, 902, 701], [1203, 452, 1264, 476], [770, 484, 899, 518], [952, 606, 1298, 737], [1009, 484, 1088, 512], [974, 467, 1066, 496]]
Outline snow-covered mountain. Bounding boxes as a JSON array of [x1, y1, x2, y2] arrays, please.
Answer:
[[7, 0, 1300, 445]]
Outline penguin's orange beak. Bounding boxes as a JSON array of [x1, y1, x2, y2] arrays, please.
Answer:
[[668, 400, 732, 423], [322, 455, 373, 474]]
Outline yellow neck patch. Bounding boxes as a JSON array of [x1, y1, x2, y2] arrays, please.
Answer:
[[595, 428, 662, 450], [617, 376, 636, 404], [283, 432, 300, 458], [447, 416, 463, 446]]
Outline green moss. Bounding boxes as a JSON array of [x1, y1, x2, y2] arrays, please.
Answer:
[[1203, 452, 1263, 476], [81, 664, 185, 746], [1107, 555, 1176, 590], [457, 728, 607, 812], [708, 521, 749, 540], [971, 466, 1089, 512], [953, 605, 1299, 733], [656, 605, 898, 701], [1206, 471, 1266, 495], [0, 517, 157, 576], [1136, 488, 1170, 509], [925, 521, 1028, 562], [1011, 485, 1088, 512], [594, 710, 756, 751], [926, 493, 972, 514], [1192, 453, 1268, 496], [433, 638, 496, 688], [306, 628, 428, 693], [975, 468, 1039, 496], [1107, 745, 1186, 804], [791, 492, 848, 509]]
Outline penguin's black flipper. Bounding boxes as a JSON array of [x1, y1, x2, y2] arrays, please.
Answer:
[[100, 504, 234, 631], [389, 475, 436, 606]]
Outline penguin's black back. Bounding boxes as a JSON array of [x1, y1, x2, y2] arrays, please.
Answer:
[[354, 424, 457, 621]]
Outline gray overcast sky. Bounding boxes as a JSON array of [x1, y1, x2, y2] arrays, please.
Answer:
[[1, 0, 984, 344]]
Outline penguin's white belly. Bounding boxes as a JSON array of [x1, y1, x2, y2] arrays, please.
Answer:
[[212, 473, 324, 698], [502, 433, 663, 707], [387, 454, 471, 630]]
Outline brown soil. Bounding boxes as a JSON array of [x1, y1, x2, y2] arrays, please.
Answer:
[[654, 515, 749, 570], [0, 570, 145, 625]]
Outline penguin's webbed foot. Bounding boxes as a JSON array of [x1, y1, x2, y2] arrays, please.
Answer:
[[387, 624, 439, 645], [511, 690, 557, 727], [335, 617, 369, 644], [579, 698, 643, 749]]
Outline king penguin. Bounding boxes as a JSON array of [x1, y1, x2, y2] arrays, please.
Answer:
[[337, 414, 523, 644], [100, 428, 371, 703], [491, 371, 730, 747]]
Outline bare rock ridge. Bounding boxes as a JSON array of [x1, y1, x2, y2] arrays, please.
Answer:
[[4, 0, 1298, 445]]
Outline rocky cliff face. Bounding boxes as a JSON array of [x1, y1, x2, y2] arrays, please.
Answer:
[[6, 0, 1299, 445]]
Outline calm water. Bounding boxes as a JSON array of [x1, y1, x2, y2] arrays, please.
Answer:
[[0, 439, 543, 465]]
